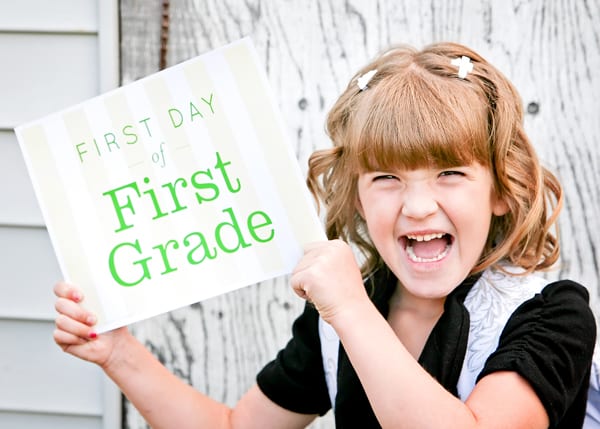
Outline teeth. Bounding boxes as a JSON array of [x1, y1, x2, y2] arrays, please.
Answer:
[[406, 232, 445, 242], [406, 243, 450, 263]]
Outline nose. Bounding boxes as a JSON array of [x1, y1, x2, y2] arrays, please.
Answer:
[[401, 184, 438, 219]]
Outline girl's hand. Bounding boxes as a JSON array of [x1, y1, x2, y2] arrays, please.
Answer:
[[53, 281, 128, 369], [290, 239, 368, 324]]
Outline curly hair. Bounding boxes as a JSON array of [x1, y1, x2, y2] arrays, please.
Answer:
[[307, 42, 562, 277]]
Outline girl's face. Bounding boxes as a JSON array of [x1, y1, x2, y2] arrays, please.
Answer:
[[357, 163, 507, 301]]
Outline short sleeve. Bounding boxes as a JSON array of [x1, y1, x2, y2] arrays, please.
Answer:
[[478, 280, 596, 426], [256, 303, 331, 416]]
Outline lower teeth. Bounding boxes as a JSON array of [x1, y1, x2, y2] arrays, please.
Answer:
[[406, 244, 450, 263]]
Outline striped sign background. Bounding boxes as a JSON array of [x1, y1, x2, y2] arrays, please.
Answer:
[[16, 38, 324, 332]]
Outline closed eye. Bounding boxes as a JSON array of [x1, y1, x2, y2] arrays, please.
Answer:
[[439, 170, 465, 177], [373, 174, 398, 181]]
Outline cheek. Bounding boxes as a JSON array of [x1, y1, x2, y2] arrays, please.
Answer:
[[460, 211, 494, 257], [363, 205, 400, 245], [450, 203, 492, 242]]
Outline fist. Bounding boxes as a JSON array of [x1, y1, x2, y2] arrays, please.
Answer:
[[290, 240, 367, 323]]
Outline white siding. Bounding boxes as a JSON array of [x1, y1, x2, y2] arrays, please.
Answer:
[[0, 33, 99, 130], [0, 227, 59, 319], [0, 1, 121, 428], [0, 0, 97, 32], [0, 131, 41, 226]]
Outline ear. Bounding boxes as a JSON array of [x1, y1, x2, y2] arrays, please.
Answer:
[[492, 194, 509, 216]]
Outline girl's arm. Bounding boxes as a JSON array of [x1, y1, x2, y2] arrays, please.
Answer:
[[332, 298, 548, 429], [54, 282, 317, 429], [291, 240, 549, 429], [103, 330, 317, 429]]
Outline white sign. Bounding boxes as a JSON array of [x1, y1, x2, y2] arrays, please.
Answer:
[[16, 38, 325, 332]]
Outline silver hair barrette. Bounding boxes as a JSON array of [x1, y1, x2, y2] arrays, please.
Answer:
[[356, 69, 377, 91], [451, 56, 473, 79]]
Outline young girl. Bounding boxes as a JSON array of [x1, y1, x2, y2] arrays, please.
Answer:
[[54, 42, 596, 428]]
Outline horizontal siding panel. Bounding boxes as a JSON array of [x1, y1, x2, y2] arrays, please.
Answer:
[[0, 411, 101, 429], [0, 0, 98, 33], [0, 33, 98, 128], [0, 131, 44, 226], [0, 3, 122, 428], [0, 319, 103, 415], [0, 226, 61, 320]]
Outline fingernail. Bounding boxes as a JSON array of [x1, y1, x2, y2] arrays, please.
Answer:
[[86, 315, 97, 325], [71, 291, 82, 302], [89, 332, 98, 339]]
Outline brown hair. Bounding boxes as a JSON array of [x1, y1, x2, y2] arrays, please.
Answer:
[[307, 42, 562, 277]]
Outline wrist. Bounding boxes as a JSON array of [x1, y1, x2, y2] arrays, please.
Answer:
[[101, 327, 137, 374], [327, 295, 376, 332]]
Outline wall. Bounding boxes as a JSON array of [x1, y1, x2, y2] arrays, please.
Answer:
[[0, 1, 121, 427], [118, 1, 599, 428]]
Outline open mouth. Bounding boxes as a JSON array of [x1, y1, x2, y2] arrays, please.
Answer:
[[403, 232, 452, 263]]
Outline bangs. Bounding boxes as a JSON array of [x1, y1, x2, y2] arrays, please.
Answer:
[[347, 69, 490, 172]]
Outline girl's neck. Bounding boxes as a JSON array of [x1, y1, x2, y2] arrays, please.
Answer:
[[388, 282, 446, 320], [387, 282, 445, 359]]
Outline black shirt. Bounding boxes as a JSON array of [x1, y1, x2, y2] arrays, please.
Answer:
[[256, 268, 596, 428]]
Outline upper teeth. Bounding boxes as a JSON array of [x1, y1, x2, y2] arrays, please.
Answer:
[[406, 233, 445, 242]]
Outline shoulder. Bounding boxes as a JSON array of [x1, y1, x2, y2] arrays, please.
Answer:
[[500, 278, 595, 342], [259, 302, 322, 372], [256, 303, 331, 415], [478, 274, 596, 426], [457, 268, 591, 399], [470, 266, 596, 362], [465, 266, 594, 338]]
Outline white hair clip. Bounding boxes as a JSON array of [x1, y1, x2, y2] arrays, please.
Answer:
[[356, 69, 377, 90], [451, 56, 473, 79]]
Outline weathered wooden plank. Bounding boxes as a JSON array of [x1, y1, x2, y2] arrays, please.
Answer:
[[119, 1, 600, 427]]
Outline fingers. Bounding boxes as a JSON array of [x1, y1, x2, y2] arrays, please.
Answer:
[[290, 275, 309, 300], [54, 281, 83, 302], [55, 312, 96, 342], [53, 325, 88, 348], [291, 241, 331, 298], [54, 281, 97, 344], [55, 292, 96, 322], [55, 296, 96, 326], [291, 239, 364, 311]]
